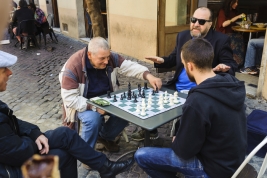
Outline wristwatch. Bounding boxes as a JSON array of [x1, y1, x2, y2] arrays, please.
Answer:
[[91, 105, 97, 112]]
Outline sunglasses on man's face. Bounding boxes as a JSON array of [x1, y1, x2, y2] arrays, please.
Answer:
[[190, 17, 211, 25]]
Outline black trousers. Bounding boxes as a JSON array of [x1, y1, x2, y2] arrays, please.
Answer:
[[0, 127, 106, 178]]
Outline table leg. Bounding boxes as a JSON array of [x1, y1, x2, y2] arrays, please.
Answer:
[[249, 32, 252, 40], [144, 129, 150, 147]]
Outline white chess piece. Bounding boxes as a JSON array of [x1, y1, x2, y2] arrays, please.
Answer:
[[142, 98, 146, 107], [159, 103, 164, 109], [165, 91, 168, 96], [158, 99, 163, 105], [174, 91, 178, 97], [141, 107, 146, 116], [169, 97, 174, 106], [164, 98, 168, 104], [136, 105, 140, 114], [147, 103, 151, 109]]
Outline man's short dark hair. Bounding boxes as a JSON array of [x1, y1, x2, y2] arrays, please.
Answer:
[[181, 38, 214, 71], [19, 0, 28, 8]]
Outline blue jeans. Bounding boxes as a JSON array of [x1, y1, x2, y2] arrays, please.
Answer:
[[78, 110, 128, 148], [135, 147, 209, 178], [244, 38, 264, 68]]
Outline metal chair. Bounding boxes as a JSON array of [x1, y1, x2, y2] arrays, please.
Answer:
[[232, 136, 267, 178], [14, 19, 40, 49], [39, 14, 58, 45]]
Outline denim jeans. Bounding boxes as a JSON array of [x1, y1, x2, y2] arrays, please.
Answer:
[[135, 147, 209, 178], [244, 38, 264, 68], [77, 110, 128, 148]]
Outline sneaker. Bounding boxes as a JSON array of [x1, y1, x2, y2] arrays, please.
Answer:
[[240, 67, 258, 75], [131, 129, 159, 141]]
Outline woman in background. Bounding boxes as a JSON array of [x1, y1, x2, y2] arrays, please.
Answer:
[[216, 0, 244, 34]]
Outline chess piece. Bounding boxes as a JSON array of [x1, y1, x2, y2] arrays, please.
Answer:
[[142, 89, 145, 98], [138, 89, 142, 97], [164, 98, 168, 104], [147, 102, 151, 109], [120, 94, 124, 100], [143, 82, 148, 89], [174, 91, 178, 97], [113, 95, 117, 102], [135, 105, 140, 114], [132, 91, 135, 98], [123, 92, 126, 98], [142, 98, 146, 107], [127, 95, 131, 100], [141, 107, 146, 116], [138, 84, 141, 90], [159, 103, 164, 109], [107, 91, 111, 98], [152, 90, 155, 95], [169, 97, 174, 106], [155, 87, 159, 93], [128, 82, 131, 90], [133, 95, 138, 103]]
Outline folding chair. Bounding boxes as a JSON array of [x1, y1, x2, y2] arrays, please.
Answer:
[[14, 19, 40, 49], [231, 136, 267, 178]]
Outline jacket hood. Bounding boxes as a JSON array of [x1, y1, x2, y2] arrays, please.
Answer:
[[189, 73, 245, 110]]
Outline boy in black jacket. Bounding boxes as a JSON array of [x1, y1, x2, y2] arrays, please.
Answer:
[[134, 39, 246, 178], [0, 50, 133, 178]]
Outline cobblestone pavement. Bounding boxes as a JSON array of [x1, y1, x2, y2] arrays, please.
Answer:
[[1, 32, 267, 178]]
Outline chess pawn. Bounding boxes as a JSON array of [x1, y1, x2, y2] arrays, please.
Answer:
[[135, 105, 140, 114], [142, 98, 146, 107], [141, 107, 146, 116], [147, 103, 151, 109], [174, 91, 178, 97], [169, 97, 174, 106], [159, 103, 164, 109], [158, 99, 163, 105]]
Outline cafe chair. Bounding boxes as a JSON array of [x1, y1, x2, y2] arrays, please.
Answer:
[[39, 14, 58, 46], [231, 136, 267, 178], [14, 19, 40, 50], [227, 33, 245, 67]]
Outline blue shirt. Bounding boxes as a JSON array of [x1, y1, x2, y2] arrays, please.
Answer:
[[176, 68, 196, 92]]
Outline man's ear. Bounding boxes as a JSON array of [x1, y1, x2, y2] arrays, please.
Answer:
[[87, 51, 92, 59], [187, 62, 194, 72]]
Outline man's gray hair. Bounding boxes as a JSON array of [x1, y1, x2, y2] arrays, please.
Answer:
[[88, 37, 110, 54]]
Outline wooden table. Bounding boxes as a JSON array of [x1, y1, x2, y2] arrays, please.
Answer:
[[232, 25, 266, 40], [87, 87, 187, 146]]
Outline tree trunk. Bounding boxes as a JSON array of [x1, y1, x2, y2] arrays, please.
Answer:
[[84, 0, 106, 38]]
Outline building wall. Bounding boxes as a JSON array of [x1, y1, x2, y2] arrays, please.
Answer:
[[39, 0, 47, 15], [57, 0, 85, 39], [107, 0, 157, 61]]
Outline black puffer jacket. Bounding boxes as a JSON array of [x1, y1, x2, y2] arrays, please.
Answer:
[[0, 100, 42, 177]]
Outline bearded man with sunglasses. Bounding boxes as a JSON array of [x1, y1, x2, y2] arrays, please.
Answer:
[[131, 7, 238, 142]]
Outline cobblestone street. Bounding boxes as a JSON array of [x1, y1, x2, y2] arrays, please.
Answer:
[[1, 32, 267, 178]]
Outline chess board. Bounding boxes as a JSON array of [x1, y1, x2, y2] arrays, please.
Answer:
[[102, 87, 186, 119]]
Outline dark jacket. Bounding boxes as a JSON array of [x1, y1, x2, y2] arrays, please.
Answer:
[[0, 100, 42, 177], [12, 7, 34, 35], [172, 73, 247, 178], [155, 29, 238, 89]]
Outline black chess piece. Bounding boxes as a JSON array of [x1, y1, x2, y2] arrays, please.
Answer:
[[138, 89, 142, 97], [142, 89, 145, 98], [138, 84, 141, 90], [143, 82, 148, 89], [155, 87, 159, 93], [123, 92, 126, 98], [113, 95, 117, 102], [120, 94, 124, 100], [107, 91, 111, 98], [127, 95, 131, 100], [128, 82, 131, 90], [152, 90, 155, 95], [133, 95, 138, 103], [132, 91, 135, 98]]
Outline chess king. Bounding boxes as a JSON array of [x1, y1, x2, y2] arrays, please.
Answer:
[[59, 37, 162, 157]]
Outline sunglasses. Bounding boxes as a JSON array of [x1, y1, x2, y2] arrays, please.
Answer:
[[190, 17, 211, 25]]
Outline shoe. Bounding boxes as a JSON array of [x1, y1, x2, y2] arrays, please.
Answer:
[[131, 129, 159, 141], [240, 67, 259, 75], [22, 37, 28, 49], [98, 157, 134, 178], [96, 137, 120, 152]]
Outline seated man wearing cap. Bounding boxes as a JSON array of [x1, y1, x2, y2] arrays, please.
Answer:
[[0, 51, 133, 178]]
